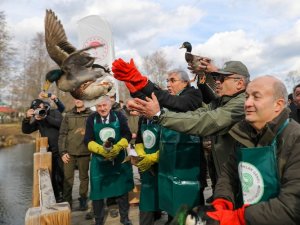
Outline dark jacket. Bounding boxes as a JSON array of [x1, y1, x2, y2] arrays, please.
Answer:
[[58, 107, 92, 156], [215, 108, 300, 225], [84, 110, 132, 145], [158, 91, 246, 176], [289, 105, 300, 123], [22, 109, 62, 155], [134, 80, 203, 112]]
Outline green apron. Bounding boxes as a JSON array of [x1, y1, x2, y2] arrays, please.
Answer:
[[237, 119, 289, 204], [158, 127, 202, 216], [139, 122, 161, 212], [90, 115, 134, 200]]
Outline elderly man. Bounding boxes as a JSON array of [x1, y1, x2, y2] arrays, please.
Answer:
[[128, 61, 249, 183], [201, 75, 300, 225], [84, 96, 133, 225], [113, 59, 204, 223]]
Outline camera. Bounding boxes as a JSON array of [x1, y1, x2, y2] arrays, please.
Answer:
[[34, 109, 47, 117], [34, 105, 50, 117]]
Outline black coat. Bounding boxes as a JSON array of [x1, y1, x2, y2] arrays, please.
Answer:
[[22, 109, 62, 155], [133, 80, 203, 112]]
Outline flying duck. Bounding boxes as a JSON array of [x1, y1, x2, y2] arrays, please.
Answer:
[[43, 9, 114, 105]]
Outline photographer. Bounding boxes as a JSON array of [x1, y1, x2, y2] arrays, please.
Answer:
[[22, 98, 64, 202]]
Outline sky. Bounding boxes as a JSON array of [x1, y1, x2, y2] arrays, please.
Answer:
[[1, 0, 300, 91]]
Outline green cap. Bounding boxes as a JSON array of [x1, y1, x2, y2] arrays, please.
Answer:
[[216, 61, 250, 77]]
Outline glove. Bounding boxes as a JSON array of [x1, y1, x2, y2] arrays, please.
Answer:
[[107, 138, 129, 159], [212, 199, 234, 211], [88, 141, 110, 158], [125, 81, 138, 93], [206, 205, 247, 225], [136, 150, 159, 172], [112, 58, 148, 91], [135, 143, 146, 156]]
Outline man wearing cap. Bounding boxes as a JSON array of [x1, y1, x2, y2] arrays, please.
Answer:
[[126, 61, 250, 188], [22, 98, 64, 202]]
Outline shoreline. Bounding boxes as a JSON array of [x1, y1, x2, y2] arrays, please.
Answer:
[[0, 123, 35, 148]]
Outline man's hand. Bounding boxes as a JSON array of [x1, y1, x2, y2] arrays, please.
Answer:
[[26, 109, 35, 118], [112, 58, 148, 92], [127, 93, 160, 118], [61, 153, 70, 164]]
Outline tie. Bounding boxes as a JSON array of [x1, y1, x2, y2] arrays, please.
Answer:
[[102, 117, 107, 124]]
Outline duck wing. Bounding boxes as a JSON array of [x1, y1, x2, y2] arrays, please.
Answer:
[[45, 9, 77, 66]]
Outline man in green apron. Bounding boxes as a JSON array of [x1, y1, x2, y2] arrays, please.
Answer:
[[134, 117, 161, 225], [84, 96, 134, 225], [202, 76, 300, 225]]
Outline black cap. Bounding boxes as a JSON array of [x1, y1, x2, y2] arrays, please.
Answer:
[[30, 99, 45, 109]]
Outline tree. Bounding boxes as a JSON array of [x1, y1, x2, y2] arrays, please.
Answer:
[[0, 11, 16, 100], [142, 50, 172, 89], [285, 70, 300, 93]]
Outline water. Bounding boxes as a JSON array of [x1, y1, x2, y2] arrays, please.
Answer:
[[0, 143, 34, 225]]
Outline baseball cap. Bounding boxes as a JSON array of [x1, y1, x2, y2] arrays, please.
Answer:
[[30, 99, 45, 109], [215, 61, 250, 77]]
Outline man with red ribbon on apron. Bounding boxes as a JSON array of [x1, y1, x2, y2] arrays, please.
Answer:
[[84, 96, 134, 225]]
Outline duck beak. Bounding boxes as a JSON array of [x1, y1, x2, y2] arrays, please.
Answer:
[[42, 80, 51, 91], [179, 44, 184, 49]]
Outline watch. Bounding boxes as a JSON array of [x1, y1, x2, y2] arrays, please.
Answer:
[[152, 109, 164, 123]]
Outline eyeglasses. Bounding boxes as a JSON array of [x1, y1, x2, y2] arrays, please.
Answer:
[[166, 78, 182, 83], [212, 74, 242, 83]]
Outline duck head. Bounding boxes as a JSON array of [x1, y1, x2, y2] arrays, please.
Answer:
[[43, 69, 64, 91], [180, 41, 192, 53]]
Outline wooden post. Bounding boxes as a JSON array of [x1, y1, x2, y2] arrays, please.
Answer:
[[32, 137, 52, 207]]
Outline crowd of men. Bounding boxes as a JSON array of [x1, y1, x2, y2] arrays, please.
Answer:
[[21, 57, 300, 225]]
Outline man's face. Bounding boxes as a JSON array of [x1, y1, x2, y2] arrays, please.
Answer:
[[166, 73, 188, 95], [110, 96, 116, 104], [214, 74, 243, 96], [96, 100, 112, 117], [74, 99, 84, 108], [244, 77, 281, 131], [293, 87, 300, 108]]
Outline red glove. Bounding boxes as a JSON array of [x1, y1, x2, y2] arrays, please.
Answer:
[[125, 82, 138, 93], [112, 58, 148, 91], [206, 205, 247, 225], [212, 199, 234, 211]]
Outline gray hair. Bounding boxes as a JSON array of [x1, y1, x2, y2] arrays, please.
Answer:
[[168, 69, 190, 82]]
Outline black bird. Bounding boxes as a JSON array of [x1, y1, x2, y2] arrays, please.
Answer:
[[43, 9, 114, 104]]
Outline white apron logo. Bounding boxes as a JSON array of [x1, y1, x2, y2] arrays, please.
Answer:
[[238, 162, 264, 204], [142, 130, 156, 149], [99, 127, 116, 142]]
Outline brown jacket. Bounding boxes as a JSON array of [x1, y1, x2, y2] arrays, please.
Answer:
[[58, 107, 92, 156], [215, 108, 300, 225]]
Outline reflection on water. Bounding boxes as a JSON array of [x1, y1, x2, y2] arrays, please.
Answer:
[[0, 143, 34, 225]]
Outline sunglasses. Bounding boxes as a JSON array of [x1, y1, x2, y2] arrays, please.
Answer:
[[212, 74, 241, 83]]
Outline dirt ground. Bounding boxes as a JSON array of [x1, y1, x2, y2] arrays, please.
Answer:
[[0, 123, 35, 148]]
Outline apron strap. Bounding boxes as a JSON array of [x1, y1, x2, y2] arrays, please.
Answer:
[[271, 119, 289, 145]]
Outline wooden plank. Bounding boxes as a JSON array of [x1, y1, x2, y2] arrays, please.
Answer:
[[39, 169, 56, 207], [129, 184, 140, 204], [25, 203, 71, 225], [32, 152, 52, 207], [39, 137, 48, 153]]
